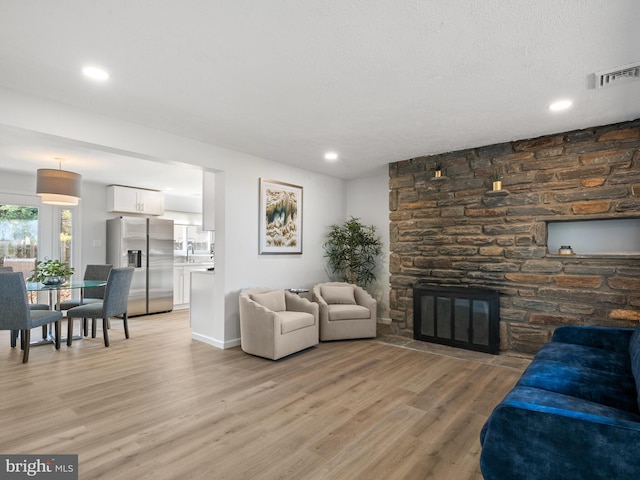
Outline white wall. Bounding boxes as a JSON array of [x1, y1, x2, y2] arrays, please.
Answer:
[[346, 171, 390, 321], [79, 181, 111, 266], [164, 193, 202, 214], [0, 88, 349, 347]]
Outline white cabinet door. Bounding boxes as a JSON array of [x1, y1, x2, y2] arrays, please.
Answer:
[[183, 266, 204, 304], [108, 185, 138, 213], [107, 185, 164, 215], [183, 270, 191, 304], [173, 267, 184, 305], [140, 189, 164, 216]]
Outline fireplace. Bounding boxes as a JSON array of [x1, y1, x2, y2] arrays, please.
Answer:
[[413, 284, 500, 354]]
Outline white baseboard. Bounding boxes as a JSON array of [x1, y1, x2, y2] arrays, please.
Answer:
[[191, 332, 241, 350]]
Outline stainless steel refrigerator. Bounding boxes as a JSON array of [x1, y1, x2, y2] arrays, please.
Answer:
[[106, 216, 174, 316]]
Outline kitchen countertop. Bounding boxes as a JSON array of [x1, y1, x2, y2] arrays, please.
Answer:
[[174, 262, 214, 267]]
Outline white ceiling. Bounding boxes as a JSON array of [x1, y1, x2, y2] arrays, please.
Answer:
[[0, 1, 638, 192]]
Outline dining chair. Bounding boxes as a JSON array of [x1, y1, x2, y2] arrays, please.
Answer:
[[0, 265, 50, 309], [0, 272, 62, 363], [0, 266, 51, 346], [65, 267, 134, 347], [59, 264, 113, 336]]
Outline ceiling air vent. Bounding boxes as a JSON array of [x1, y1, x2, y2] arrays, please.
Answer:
[[594, 62, 640, 88]]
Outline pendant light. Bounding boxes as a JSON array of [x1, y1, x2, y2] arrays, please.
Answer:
[[36, 159, 82, 206]]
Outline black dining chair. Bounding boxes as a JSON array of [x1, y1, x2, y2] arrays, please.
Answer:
[[0, 272, 62, 363], [66, 267, 134, 347]]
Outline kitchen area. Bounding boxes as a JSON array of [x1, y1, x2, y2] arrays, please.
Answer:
[[172, 223, 214, 309], [104, 171, 217, 320]]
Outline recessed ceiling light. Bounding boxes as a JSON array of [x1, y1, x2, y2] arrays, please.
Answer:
[[324, 152, 339, 161], [549, 99, 572, 111], [82, 66, 110, 82]]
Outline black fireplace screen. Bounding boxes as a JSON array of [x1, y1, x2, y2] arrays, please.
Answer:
[[413, 284, 500, 354]]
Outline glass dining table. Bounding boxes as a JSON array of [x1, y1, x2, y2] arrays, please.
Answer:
[[26, 280, 107, 344]]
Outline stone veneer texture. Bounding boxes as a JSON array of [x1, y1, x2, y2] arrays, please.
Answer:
[[389, 119, 640, 353]]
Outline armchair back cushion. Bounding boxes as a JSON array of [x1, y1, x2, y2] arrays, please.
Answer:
[[320, 285, 356, 305], [250, 290, 286, 312]]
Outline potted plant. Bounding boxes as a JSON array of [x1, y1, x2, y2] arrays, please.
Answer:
[[492, 167, 503, 191], [28, 258, 75, 285], [324, 216, 382, 288]]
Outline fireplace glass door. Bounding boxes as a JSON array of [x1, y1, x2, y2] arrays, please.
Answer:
[[414, 285, 499, 354]]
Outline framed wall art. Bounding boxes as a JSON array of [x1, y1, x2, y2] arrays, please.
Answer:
[[259, 178, 303, 254]]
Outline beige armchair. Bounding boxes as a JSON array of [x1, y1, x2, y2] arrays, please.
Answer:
[[239, 288, 319, 360], [312, 282, 377, 341]]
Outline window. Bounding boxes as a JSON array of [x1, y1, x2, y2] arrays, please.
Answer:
[[0, 194, 79, 303], [0, 204, 39, 274], [59, 208, 72, 265]]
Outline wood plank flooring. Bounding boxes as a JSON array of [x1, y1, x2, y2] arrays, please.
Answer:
[[0, 311, 528, 479]]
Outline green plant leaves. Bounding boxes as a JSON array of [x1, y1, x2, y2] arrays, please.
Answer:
[[28, 258, 75, 283], [323, 217, 382, 287]]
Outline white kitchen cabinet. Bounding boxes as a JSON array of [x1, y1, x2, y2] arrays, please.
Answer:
[[173, 267, 185, 306], [174, 264, 213, 307], [107, 185, 164, 215]]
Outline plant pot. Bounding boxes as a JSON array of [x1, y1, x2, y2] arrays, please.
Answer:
[[42, 276, 67, 286], [492, 180, 502, 191]]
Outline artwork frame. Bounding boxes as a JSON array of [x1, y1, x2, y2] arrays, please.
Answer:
[[259, 178, 303, 254]]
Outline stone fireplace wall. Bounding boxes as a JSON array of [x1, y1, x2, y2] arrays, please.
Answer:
[[389, 119, 640, 353]]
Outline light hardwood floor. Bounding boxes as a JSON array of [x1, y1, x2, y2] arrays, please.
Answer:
[[0, 311, 529, 479]]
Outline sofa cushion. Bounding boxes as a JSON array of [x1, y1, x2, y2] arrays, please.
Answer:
[[535, 342, 631, 375], [629, 325, 640, 411], [250, 290, 286, 312], [277, 311, 315, 334], [516, 359, 638, 413], [321, 285, 356, 305], [327, 304, 371, 321]]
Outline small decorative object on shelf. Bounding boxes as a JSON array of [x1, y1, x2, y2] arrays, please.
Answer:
[[28, 258, 75, 284], [434, 161, 443, 178], [492, 167, 503, 191], [558, 245, 574, 255]]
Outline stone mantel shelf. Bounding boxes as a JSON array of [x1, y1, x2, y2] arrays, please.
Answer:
[[485, 189, 509, 196], [546, 253, 640, 260], [429, 176, 448, 181]]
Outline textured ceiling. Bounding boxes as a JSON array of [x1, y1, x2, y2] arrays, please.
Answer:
[[0, 0, 638, 187]]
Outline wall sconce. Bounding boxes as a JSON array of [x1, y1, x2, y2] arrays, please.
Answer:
[[36, 162, 82, 206]]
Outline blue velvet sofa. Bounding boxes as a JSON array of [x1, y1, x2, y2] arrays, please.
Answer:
[[480, 325, 640, 479]]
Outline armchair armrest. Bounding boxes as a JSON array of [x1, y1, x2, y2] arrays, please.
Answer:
[[312, 285, 328, 306], [354, 285, 376, 319], [311, 285, 329, 321], [552, 326, 634, 353], [285, 291, 319, 318], [239, 294, 276, 334]]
